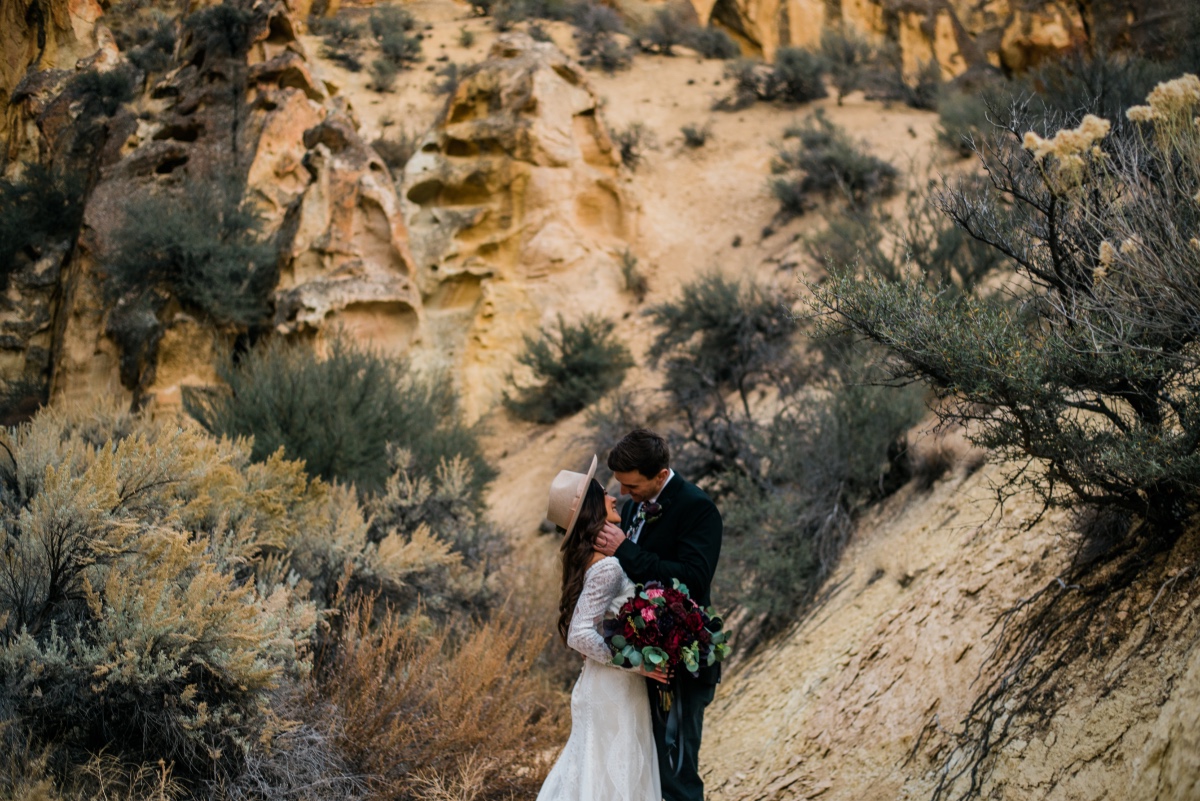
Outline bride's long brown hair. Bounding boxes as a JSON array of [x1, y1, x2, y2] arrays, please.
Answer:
[[557, 479, 609, 645]]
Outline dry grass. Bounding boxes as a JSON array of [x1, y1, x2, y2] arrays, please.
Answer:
[[317, 596, 567, 800]]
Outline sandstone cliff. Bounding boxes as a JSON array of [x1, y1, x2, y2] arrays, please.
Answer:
[[688, 0, 1158, 78], [402, 32, 633, 420]]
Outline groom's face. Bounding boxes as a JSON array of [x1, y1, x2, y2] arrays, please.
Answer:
[[613, 468, 669, 503]]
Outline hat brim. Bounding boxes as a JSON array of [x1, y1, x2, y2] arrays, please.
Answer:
[[564, 455, 598, 539]]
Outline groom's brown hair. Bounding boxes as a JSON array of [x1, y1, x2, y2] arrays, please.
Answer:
[[607, 429, 670, 478]]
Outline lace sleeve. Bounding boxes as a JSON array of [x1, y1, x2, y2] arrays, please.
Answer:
[[566, 559, 622, 664]]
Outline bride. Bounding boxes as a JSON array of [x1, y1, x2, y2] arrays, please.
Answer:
[[537, 455, 663, 801]]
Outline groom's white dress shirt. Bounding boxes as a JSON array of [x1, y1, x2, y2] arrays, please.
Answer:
[[629, 469, 674, 543]]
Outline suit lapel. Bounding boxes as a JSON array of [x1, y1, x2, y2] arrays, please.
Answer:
[[637, 474, 687, 549]]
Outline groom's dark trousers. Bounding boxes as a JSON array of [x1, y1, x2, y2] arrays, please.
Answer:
[[614, 473, 723, 801]]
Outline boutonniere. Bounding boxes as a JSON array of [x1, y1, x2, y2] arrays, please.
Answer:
[[643, 501, 664, 524]]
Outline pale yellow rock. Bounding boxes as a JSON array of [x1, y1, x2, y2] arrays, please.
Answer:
[[402, 33, 633, 421]]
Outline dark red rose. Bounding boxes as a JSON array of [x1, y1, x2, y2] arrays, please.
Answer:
[[686, 612, 704, 632], [698, 629, 712, 645]]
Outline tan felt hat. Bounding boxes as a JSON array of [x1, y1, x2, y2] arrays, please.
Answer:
[[547, 455, 598, 538]]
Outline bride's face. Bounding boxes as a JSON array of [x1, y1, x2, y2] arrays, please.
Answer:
[[604, 494, 621, 524]]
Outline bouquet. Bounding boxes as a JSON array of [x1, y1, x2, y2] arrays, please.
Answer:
[[602, 579, 730, 677]]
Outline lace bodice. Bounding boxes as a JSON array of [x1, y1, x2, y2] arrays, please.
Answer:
[[566, 557, 634, 664]]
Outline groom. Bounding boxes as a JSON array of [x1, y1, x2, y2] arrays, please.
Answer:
[[595, 429, 722, 801]]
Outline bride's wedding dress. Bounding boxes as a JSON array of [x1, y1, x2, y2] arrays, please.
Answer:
[[537, 556, 661, 801]]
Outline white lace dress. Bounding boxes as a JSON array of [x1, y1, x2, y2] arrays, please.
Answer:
[[537, 556, 661, 801]]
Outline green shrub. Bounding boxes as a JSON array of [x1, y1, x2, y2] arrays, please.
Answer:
[[369, 5, 421, 68], [458, 24, 476, 46], [819, 27, 874, 105], [0, 409, 318, 784], [492, 0, 573, 30], [0, 165, 85, 289], [184, 2, 256, 59], [573, 3, 624, 57], [936, 87, 993, 157], [504, 315, 634, 423], [638, 5, 689, 55], [581, 34, 632, 72], [681, 121, 711, 147], [718, 57, 762, 109], [765, 47, 827, 104], [611, 122, 655, 169], [184, 336, 493, 499], [370, 56, 399, 90], [104, 175, 276, 329], [619, 248, 648, 301], [770, 111, 897, 216], [67, 66, 137, 120], [316, 14, 366, 71], [647, 272, 795, 417], [805, 176, 1007, 294], [686, 26, 739, 59], [432, 62, 459, 95], [812, 76, 1200, 532], [108, 6, 177, 76]]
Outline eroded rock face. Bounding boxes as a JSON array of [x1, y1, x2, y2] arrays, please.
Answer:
[[43, 0, 420, 410], [692, 0, 1097, 78], [403, 33, 633, 420]]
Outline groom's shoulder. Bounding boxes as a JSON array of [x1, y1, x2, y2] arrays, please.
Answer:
[[672, 474, 717, 509]]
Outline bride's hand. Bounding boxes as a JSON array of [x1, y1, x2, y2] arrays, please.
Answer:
[[635, 665, 671, 684]]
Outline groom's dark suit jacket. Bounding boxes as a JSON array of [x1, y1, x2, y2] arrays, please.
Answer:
[[614, 473, 722, 684]]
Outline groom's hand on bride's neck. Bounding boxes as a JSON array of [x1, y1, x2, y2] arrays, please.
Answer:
[[595, 522, 625, 556]]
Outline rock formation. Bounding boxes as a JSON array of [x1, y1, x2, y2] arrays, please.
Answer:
[[689, 0, 1149, 78], [2, 0, 422, 410], [402, 32, 634, 420]]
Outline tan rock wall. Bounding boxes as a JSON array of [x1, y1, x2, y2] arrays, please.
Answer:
[[693, 0, 1089, 78], [401, 33, 634, 421]]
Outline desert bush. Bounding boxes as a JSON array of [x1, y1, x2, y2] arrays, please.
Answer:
[[104, 175, 276, 330], [936, 87, 994, 157], [0, 165, 85, 290], [720, 364, 925, 618], [573, 3, 624, 59], [812, 75, 1200, 533], [637, 5, 690, 55], [185, 336, 492, 500], [862, 43, 941, 110], [505, 315, 634, 423], [432, 62, 459, 95], [619, 248, 649, 301], [648, 272, 795, 423], [0, 408, 318, 785], [372, 127, 422, 175], [369, 56, 399, 90], [770, 111, 897, 216], [686, 26, 739, 59], [491, 0, 574, 30], [611, 122, 655, 169], [184, 2, 256, 59], [316, 597, 565, 801], [458, 25, 476, 46], [581, 35, 632, 72], [107, 5, 178, 76], [718, 57, 762, 109], [819, 27, 874, 105], [315, 15, 365, 71], [765, 47, 828, 104], [681, 121, 711, 147], [369, 5, 421, 68], [805, 175, 1007, 294], [67, 66, 137, 120]]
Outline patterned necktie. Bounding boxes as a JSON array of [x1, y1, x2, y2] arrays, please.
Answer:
[[626, 503, 645, 539]]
